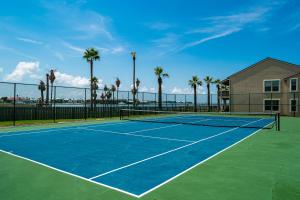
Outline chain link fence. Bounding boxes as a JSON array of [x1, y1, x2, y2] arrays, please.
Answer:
[[0, 82, 299, 125]]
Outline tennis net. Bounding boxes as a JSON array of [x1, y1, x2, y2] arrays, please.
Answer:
[[120, 109, 280, 130]]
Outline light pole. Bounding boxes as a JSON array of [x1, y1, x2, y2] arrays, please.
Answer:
[[131, 51, 136, 107]]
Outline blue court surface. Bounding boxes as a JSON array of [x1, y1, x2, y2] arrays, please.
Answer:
[[0, 116, 274, 198]]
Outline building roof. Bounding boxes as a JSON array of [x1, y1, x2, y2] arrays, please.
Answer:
[[225, 57, 300, 80], [283, 72, 300, 80]]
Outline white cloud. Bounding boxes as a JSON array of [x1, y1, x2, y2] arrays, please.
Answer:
[[0, 67, 3, 73], [53, 51, 64, 61], [151, 6, 272, 54], [0, 45, 37, 59], [171, 86, 205, 94], [4, 62, 40, 81], [151, 33, 180, 48], [55, 71, 103, 88], [95, 46, 126, 55], [181, 28, 240, 50], [63, 42, 85, 54], [17, 37, 43, 45], [111, 46, 125, 54], [42, 2, 114, 40], [182, 7, 269, 50], [148, 22, 172, 31], [289, 23, 300, 32], [149, 87, 155, 93]]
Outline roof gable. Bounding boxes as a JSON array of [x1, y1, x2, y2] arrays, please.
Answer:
[[227, 57, 300, 79]]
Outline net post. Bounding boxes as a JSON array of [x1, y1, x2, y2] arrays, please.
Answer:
[[120, 109, 122, 120]]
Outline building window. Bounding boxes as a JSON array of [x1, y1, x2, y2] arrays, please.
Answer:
[[290, 78, 298, 92], [290, 99, 298, 112], [264, 80, 280, 92], [264, 99, 280, 111]]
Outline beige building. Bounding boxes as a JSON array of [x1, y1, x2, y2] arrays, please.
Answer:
[[222, 57, 300, 116]]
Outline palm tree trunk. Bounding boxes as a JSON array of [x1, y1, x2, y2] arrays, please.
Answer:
[[116, 88, 119, 104], [93, 91, 96, 110], [46, 76, 49, 105], [41, 90, 44, 106], [90, 60, 93, 110], [217, 86, 220, 112], [50, 83, 53, 106], [158, 78, 162, 110], [207, 84, 211, 111], [132, 58, 136, 107], [194, 85, 197, 112]]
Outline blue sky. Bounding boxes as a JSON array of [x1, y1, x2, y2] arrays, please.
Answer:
[[0, 0, 299, 94]]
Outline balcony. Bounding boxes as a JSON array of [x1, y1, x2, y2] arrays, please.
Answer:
[[221, 90, 229, 99]]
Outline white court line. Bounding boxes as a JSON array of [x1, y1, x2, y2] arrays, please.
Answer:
[[0, 118, 270, 198], [88, 118, 264, 180], [0, 149, 139, 198], [0, 127, 78, 138], [78, 126, 195, 143], [0, 121, 136, 138], [138, 120, 274, 198], [78, 118, 212, 143]]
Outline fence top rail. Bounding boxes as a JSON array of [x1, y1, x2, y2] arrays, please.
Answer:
[[0, 81, 219, 96]]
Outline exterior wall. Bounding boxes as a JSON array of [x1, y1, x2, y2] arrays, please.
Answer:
[[229, 59, 300, 116], [286, 75, 300, 116]]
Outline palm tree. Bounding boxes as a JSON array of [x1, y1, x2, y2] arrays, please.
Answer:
[[83, 48, 100, 109], [49, 69, 56, 105], [154, 66, 169, 110], [188, 76, 202, 112], [131, 52, 136, 106], [106, 90, 112, 100], [115, 77, 121, 104], [46, 73, 49, 105], [135, 78, 141, 105], [104, 84, 108, 95], [214, 79, 222, 112], [91, 77, 99, 109], [101, 93, 105, 104], [38, 80, 46, 106], [111, 85, 116, 103], [136, 78, 140, 90], [204, 76, 214, 111]]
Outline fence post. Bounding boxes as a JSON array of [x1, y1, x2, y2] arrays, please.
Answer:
[[165, 94, 168, 111], [248, 93, 251, 113], [174, 94, 177, 111], [154, 93, 157, 110], [13, 83, 16, 126], [229, 93, 232, 113], [184, 94, 187, 112], [271, 92, 273, 113], [127, 91, 130, 110], [142, 92, 145, 110], [84, 88, 87, 120], [53, 86, 56, 123], [293, 92, 296, 117]]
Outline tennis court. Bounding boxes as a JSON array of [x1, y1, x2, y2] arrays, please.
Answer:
[[0, 110, 278, 198]]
